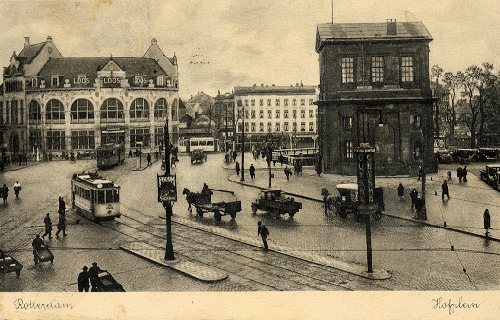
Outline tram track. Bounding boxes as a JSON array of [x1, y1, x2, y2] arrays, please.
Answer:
[[95, 210, 356, 291]]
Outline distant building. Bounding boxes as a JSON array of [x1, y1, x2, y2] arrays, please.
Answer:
[[0, 37, 179, 156], [178, 91, 215, 139], [214, 91, 235, 151], [315, 20, 436, 175], [233, 84, 318, 150]]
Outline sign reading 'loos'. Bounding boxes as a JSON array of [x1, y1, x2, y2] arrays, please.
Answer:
[[101, 77, 122, 88]]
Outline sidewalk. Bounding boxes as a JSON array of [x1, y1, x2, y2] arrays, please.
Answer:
[[0, 160, 39, 173], [131, 154, 161, 171], [227, 166, 500, 242], [222, 152, 275, 171]]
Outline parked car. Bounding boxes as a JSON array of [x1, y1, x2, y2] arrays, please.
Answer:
[[451, 149, 478, 164], [480, 164, 500, 191], [435, 149, 453, 164], [190, 149, 207, 164], [474, 148, 499, 162]]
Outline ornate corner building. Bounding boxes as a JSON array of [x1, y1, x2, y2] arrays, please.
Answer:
[[0, 36, 180, 156], [315, 20, 437, 176]]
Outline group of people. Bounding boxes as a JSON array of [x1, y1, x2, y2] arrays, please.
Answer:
[[456, 166, 468, 183], [77, 262, 103, 292], [234, 162, 256, 180], [41, 197, 67, 239], [0, 181, 22, 206]]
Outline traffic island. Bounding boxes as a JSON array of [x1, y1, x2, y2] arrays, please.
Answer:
[[120, 242, 228, 283]]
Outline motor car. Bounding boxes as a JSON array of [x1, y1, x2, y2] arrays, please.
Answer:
[[479, 164, 500, 191], [435, 149, 453, 164], [474, 148, 499, 162], [451, 149, 478, 164]]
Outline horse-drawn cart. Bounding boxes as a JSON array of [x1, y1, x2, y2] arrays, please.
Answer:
[[183, 187, 242, 221]]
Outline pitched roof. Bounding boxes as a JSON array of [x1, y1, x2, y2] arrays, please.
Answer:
[[316, 22, 432, 51], [17, 42, 47, 63], [37, 57, 170, 81]]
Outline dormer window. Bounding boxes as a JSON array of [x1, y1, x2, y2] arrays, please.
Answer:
[[157, 76, 164, 86], [51, 75, 60, 87]]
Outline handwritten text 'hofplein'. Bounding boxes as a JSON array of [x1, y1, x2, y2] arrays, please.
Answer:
[[432, 297, 479, 315]]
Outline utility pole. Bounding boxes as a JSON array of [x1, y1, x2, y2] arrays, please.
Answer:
[[266, 133, 273, 189], [240, 103, 245, 182], [163, 120, 175, 260]]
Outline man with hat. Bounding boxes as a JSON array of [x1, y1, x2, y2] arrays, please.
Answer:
[[88, 262, 101, 291], [78, 266, 90, 292]]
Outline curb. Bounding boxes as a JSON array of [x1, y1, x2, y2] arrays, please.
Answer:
[[160, 215, 391, 281], [227, 176, 500, 243], [0, 162, 40, 173], [120, 244, 228, 283]]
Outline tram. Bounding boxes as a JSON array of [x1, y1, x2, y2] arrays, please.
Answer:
[[71, 171, 121, 221], [96, 143, 125, 170], [178, 137, 218, 153]]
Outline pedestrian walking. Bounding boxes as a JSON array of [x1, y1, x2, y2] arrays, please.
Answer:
[[88, 262, 102, 292], [13, 181, 21, 199], [397, 183, 405, 201], [235, 161, 240, 176], [32, 235, 44, 265], [441, 180, 450, 200], [484, 209, 491, 236], [128, 149, 133, 158], [417, 166, 423, 181], [462, 166, 468, 182], [147, 153, 152, 166], [447, 171, 452, 181], [42, 213, 53, 239], [58, 197, 66, 214], [257, 221, 269, 251], [232, 151, 237, 163], [1, 184, 9, 206], [249, 164, 256, 180], [55, 211, 67, 237], [457, 167, 463, 183], [284, 166, 291, 181], [78, 266, 90, 292], [414, 196, 424, 218], [410, 188, 418, 210]]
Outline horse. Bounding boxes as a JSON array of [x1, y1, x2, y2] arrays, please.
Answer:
[[182, 188, 197, 212]]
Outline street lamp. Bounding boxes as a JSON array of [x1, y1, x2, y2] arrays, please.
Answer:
[[163, 119, 175, 260], [137, 141, 143, 169], [266, 132, 274, 188], [240, 104, 245, 182]]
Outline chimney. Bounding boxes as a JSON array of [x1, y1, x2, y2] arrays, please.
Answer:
[[46, 35, 53, 42], [151, 38, 158, 45], [24, 37, 30, 48], [387, 19, 397, 36]]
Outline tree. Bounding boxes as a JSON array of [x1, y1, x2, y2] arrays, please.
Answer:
[[457, 68, 481, 148], [442, 72, 459, 135], [431, 65, 444, 137]]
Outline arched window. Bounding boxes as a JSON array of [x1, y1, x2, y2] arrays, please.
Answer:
[[28, 100, 41, 124], [154, 98, 167, 120], [171, 98, 178, 121], [130, 98, 149, 121], [71, 99, 94, 123], [101, 98, 124, 122], [46, 99, 65, 123]]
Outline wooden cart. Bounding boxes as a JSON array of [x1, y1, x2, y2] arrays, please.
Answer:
[[185, 188, 242, 221], [93, 270, 125, 292], [34, 245, 54, 264], [0, 254, 23, 277]]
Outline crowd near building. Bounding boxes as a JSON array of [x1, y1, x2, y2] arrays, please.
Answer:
[[315, 20, 436, 175], [233, 84, 318, 150], [0, 36, 180, 158]]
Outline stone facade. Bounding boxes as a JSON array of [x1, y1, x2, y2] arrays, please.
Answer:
[[315, 21, 437, 175]]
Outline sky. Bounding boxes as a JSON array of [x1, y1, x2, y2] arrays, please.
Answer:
[[0, 0, 498, 99]]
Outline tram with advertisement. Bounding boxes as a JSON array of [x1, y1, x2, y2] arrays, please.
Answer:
[[71, 171, 121, 221], [96, 143, 125, 170]]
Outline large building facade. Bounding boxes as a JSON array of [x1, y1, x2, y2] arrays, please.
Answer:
[[0, 36, 179, 156], [315, 20, 436, 175], [233, 84, 318, 149]]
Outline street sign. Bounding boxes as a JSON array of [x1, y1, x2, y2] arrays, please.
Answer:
[[157, 174, 177, 202]]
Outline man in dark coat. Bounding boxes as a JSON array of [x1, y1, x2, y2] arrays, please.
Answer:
[[462, 166, 468, 182], [442, 180, 450, 200], [409, 188, 418, 210], [88, 262, 102, 292], [42, 213, 52, 239], [58, 197, 66, 214], [1, 184, 8, 206], [55, 211, 66, 237], [78, 266, 90, 292], [257, 221, 269, 251], [397, 183, 405, 201], [32, 235, 44, 264], [235, 161, 240, 176], [249, 164, 256, 180], [484, 209, 491, 236], [457, 167, 463, 183], [146, 153, 152, 166]]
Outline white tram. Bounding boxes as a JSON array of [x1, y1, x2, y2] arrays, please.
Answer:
[[71, 171, 120, 221]]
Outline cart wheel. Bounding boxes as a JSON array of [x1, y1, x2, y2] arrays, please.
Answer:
[[372, 210, 383, 221], [230, 212, 237, 219], [214, 211, 222, 222], [327, 202, 336, 214], [196, 207, 203, 217], [339, 208, 347, 219], [251, 203, 257, 214]]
